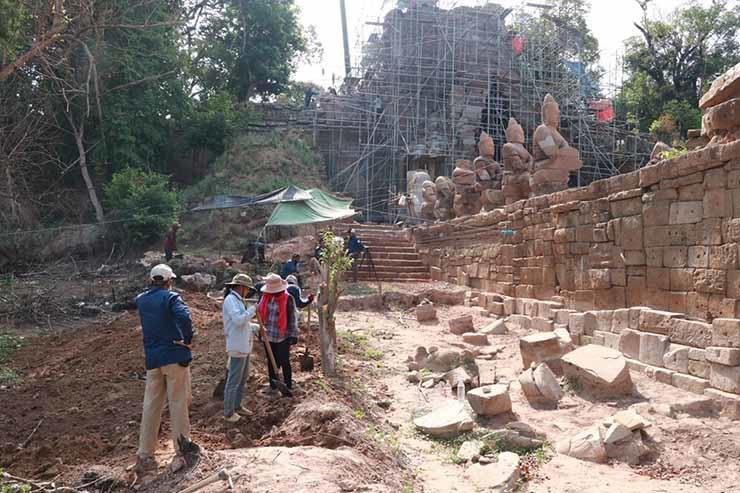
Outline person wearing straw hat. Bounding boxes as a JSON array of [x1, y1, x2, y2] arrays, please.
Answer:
[[134, 264, 194, 474], [222, 273, 259, 422], [258, 273, 299, 395]]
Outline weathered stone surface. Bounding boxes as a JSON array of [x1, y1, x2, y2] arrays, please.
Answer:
[[706, 347, 740, 366], [533, 362, 563, 403], [562, 345, 634, 397], [519, 332, 562, 369], [669, 201, 703, 224], [466, 451, 520, 492], [457, 439, 483, 462], [639, 333, 670, 367], [462, 332, 489, 346], [519, 367, 548, 405], [618, 329, 641, 359], [605, 430, 649, 465], [443, 366, 472, 387], [663, 344, 690, 373], [476, 359, 497, 386], [414, 402, 474, 438], [705, 388, 740, 419], [180, 272, 216, 290], [532, 316, 554, 331], [604, 423, 632, 444], [689, 359, 711, 379], [670, 319, 713, 348], [613, 409, 649, 431], [638, 309, 683, 335], [416, 302, 437, 322], [673, 373, 709, 394], [556, 426, 607, 463], [466, 384, 512, 417], [712, 319, 740, 347], [480, 319, 507, 335], [506, 314, 532, 330], [449, 315, 474, 335], [699, 61, 740, 109], [710, 363, 740, 393]]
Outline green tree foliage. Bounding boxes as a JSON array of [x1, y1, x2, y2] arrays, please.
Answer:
[[104, 168, 182, 245], [192, 0, 309, 101], [615, 0, 740, 136]]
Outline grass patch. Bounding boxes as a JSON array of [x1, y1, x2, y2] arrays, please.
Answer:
[[341, 283, 378, 296], [0, 334, 24, 386], [363, 348, 384, 361], [352, 409, 366, 420]]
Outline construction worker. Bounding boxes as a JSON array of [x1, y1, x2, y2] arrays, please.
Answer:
[[281, 253, 301, 283], [286, 275, 314, 309], [222, 274, 259, 423], [163, 223, 180, 261], [134, 264, 194, 474]]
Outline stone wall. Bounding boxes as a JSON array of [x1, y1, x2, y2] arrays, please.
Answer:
[[415, 140, 740, 320], [412, 140, 740, 411]]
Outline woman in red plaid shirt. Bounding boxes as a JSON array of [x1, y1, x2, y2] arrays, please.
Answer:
[[258, 273, 299, 395]]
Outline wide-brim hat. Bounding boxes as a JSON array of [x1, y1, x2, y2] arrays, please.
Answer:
[[261, 273, 288, 294], [225, 273, 253, 289]]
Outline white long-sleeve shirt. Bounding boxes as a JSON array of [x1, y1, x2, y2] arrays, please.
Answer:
[[223, 291, 258, 357]]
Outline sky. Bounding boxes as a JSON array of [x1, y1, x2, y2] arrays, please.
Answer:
[[293, 0, 708, 95]]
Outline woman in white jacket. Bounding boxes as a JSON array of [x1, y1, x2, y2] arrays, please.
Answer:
[[222, 274, 259, 422]]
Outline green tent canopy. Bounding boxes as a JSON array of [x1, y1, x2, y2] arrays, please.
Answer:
[[265, 189, 356, 227]]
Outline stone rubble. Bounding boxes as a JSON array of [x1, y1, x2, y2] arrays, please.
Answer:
[[413, 402, 475, 438], [466, 384, 512, 417]]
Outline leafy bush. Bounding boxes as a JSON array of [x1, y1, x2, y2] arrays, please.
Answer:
[[104, 168, 181, 246]]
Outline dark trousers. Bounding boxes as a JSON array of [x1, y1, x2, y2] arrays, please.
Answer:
[[266, 339, 292, 389]]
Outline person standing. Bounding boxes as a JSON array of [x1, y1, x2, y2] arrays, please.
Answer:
[[134, 264, 194, 474], [258, 273, 299, 394], [222, 274, 259, 423], [281, 253, 301, 283], [163, 223, 180, 261], [285, 275, 314, 309]]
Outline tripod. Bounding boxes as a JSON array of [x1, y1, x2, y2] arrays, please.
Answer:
[[353, 248, 378, 283]]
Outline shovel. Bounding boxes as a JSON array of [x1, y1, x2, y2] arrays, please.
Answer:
[[256, 314, 292, 397]]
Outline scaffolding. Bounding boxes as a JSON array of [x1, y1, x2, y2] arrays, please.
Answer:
[[310, 1, 655, 221]]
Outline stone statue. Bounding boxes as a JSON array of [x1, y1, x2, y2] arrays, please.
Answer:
[[501, 117, 533, 204], [473, 131, 504, 210], [420, 180, 437, 221], [531, 94, 582, 195], [433, 176, 455, 221], [407, 170, 432, 218], [452, 159, 481, 216]]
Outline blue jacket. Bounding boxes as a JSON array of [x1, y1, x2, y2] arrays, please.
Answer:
[[347, 235, 365, 254], [281, 260, 300, 278], [136, 287, 193, 370]]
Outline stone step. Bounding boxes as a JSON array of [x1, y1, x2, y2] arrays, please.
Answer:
[[356, 258, 425, 268], [356, 265, 429, 273], [363, 245, 417, 253], [370, 251, 421, 260], [349, 274, 430, 282]]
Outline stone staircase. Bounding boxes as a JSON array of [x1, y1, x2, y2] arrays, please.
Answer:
[[349, 224, 430, 282]]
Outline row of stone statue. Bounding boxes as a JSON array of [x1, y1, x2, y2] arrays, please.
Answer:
[[418, 93, 582, 221]]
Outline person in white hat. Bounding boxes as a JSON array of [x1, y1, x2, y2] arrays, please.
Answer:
[[134, 264, 194, 474], [222, 273, 259, 422], [257, 273, 299, 394]]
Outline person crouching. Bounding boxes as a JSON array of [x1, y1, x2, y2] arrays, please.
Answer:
[[258, 273, 299, 395], [222, 274, 259, 423]]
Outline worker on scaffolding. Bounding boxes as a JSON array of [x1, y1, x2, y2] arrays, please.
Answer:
[[373, 95, 383, 119]]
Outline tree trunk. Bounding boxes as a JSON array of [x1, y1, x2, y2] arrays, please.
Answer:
[[317, 265, 337, 377], [70, 118, 104, 222]]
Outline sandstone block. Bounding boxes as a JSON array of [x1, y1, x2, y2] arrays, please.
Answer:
[[706, 347, 740, 366], [556, 426, 607, 464], [475, 359, 497, 386], [414, 402, 474, 438], [562, 344, 634, 397], [673, 373, 710, 395], [531, 316, 554, 332], [712, 318, 740, 347], [638, 309, 683, 335], [704, 388, 740, 419], [703, 188, 731, 218], [670, 319, 713, 348], [688, 348, 706, 361], [506, 314, 532, 331], [466, 451, 520, 492], [619, 329, 641, 359], [613, 409, 650, 431], [699, 62, 740, 109], [519, 332, 561, 369], [416, 302, 437, 322], [466, 384, 512, 417], [693, 269, 726, 294], [639, 333, 670, 367], [480, 319, 507, 336], [710, 363, 740, 393], [669, 201, 703, 224], [462, 332, 489, 346], [449, 315, 474, 335], [688, 246, 709, 268], [646, 365, 674, 384], [663, 344, 690, 373]]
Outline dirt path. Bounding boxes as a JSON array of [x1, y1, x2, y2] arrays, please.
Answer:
[[335, 291, 740, 493]]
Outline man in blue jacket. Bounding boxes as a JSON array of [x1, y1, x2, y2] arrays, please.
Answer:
[[134, 264, 194, 474]]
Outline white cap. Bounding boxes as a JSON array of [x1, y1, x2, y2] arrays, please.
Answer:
[[150, 264, 177, 280]]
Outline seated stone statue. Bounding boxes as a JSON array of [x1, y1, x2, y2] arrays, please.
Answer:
[[420, 180, 437, 221], [473, 131, 504, 211], [531, 93, 582, 195], [452, 159, 481, 216], [501, 117, 533, 204], [433, 176, 455, 221]]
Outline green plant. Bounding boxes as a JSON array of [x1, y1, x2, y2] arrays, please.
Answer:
[[363, 348, 384, 361], [659, 147, 689, 160], [103, 168, 182, 246], [352, 409, 366, 420], [0, 334, 23, 363]]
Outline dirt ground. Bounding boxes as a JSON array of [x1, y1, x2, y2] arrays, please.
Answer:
[[2, 278, 740, 492]]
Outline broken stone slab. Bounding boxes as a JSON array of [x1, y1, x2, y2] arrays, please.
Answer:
[[561, 344, 634, 397], [613, 409, 650, 431], [449, 315, 475, 335], [466, 451, 520, 492], [699, 61, 740, 109], [506, 421, 546, 440], [467, 384, 512, 417], [519, 332, 562, 370], [480, 319, 507, 335], [443, 366, 472, 387], [416, 301, 437, 322], [180, 272, 216, 291], [475, 359, 497, 386], [605, 430, 649, 465], [663, 344, 689, 373], [462, 332, 490, 346], [421, 348, 470, 373], [604, 423, 632, 444], [485, 429, 544, 449], [457, 439, 483, 462], [533, 362, 563, 403], [554, 327, 575, 352], [406, 371, 420, 383], [414, 402, 475, 438], [556, 425, 607, 463]]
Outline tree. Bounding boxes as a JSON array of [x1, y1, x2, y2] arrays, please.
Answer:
[[190, 0, 311, 101], [316, 232, 352, 377], [615, 0, 740, 136]]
